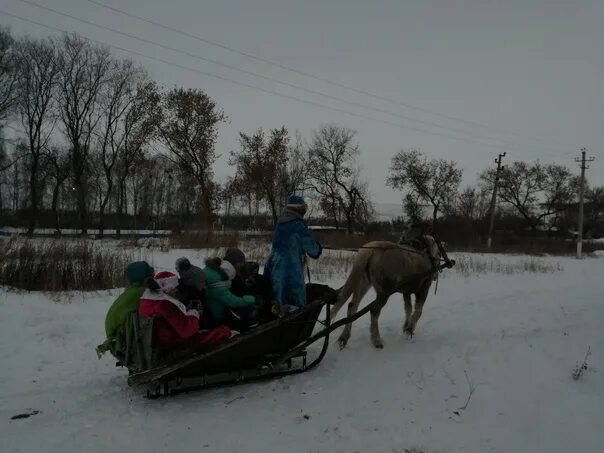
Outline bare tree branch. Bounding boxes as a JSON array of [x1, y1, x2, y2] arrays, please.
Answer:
[[307, 124, 373, 233], [388, 149, 462, 230], [13, 36, 60, 235], [58, 34, 112, 234], [159, 87, 226, 226]]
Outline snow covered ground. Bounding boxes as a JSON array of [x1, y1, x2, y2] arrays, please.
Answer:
[[1, 250, 603, 453]]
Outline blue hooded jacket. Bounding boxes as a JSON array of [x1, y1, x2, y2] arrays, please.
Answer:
[[264, 209, 322, 307]]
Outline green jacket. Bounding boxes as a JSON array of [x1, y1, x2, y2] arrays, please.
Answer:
[[96, 283, 145, 358], [202, 265, 255, 323]]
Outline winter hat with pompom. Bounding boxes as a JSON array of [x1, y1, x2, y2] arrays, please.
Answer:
[[204, 257, 235, 281], [219, 260, 237, 281], [286, 195, 306, 209], [175, 257, 205, 290], [153, 271, 179, 292]]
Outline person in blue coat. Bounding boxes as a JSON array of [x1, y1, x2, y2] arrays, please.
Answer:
[[264, 195, 322, 310]]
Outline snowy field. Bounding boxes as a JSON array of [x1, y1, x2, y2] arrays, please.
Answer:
[[1, 248, 603, 453]]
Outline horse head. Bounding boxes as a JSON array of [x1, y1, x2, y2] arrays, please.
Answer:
[[421, 235, 441, 264], [421, 235, 455, 272]]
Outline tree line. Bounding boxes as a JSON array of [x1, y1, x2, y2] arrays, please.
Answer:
[[0, 27, 373, 236], [0, 27, 602, 239], [387, 149, 603, 239]]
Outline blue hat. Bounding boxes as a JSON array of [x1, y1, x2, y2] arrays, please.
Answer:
[[124, 261, 154, 284], [286, 195, 306, 207]]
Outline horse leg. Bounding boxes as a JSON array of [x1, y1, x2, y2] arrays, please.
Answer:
[[402, 291, 413, 336], [330, 291, 346, 319], [369, 294, 389, 349], [337, 277, 371, 350], [407, 287, 429, 336]]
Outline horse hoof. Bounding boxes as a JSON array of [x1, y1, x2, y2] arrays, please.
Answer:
[[338, 338, 348, 350], [372, 339, 384, 349]]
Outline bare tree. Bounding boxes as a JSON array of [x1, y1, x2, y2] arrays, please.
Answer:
[[14, 37, 59, 236], [480, 161, 578, 233], [10, 149, 27, 212], [58, 34, 112, 234], [5, 147, 27, 212], [388, 149, 462, 230], [539, 164, 580, 233], [223, 172, 262, 229], [44, 146, 70, 234], [307, 124, 372, 234], [145, 156, 181, 228], [454, 185, 490, 220], [115, 79, 160, 237], [318, 195, 341, 229], [230, 129, 264, 221], [131, 155, 156, 224], [480, 161, 540, 232], [586, 186, 604, 225], [95, 59, 147, 237], [221, 176, 240, 228], [0, 132, 27, 173], [279, 130, 310, 210], [230, 126, 290, 224], [0, 136, 7, 210], [351, 180, 375, 229], [0, 26, 18, 121], [403, 192, 423, 224], [159, 87, 226, 227]]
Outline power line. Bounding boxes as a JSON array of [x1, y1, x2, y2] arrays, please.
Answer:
[[83, 0, 571, 148], [2, 9, 553, 154], [14, 0, 564, 155]]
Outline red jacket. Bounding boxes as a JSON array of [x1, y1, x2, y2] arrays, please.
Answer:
[[138, 289, 201, 348]]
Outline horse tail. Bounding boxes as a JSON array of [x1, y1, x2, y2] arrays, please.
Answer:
[[330, 248, 373, 319]]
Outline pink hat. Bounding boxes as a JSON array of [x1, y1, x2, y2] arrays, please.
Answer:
[[153, 271, 179, 292]]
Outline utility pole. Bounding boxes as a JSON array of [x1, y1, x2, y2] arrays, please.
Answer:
[[487, 152, 506, 248], [575, 148, 595, 258]]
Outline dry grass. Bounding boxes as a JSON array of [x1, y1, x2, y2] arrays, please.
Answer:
[[309, 230, 602, 257], [313, 231, 399, 249], [451, 254, 563, 278], [171, 231, 240, 249], [306, 252, 563, 281], [307, 250, 355, 281], [0, 234, 566, 294], [0, 239, 133, 291], [448, 240, 602, 256], [192, 240, 564, 281]]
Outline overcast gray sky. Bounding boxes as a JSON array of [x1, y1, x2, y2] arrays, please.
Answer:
[[2, 0, 602, 205]]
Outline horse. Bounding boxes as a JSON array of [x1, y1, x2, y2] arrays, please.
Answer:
[[330, 236, 442, 349]]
